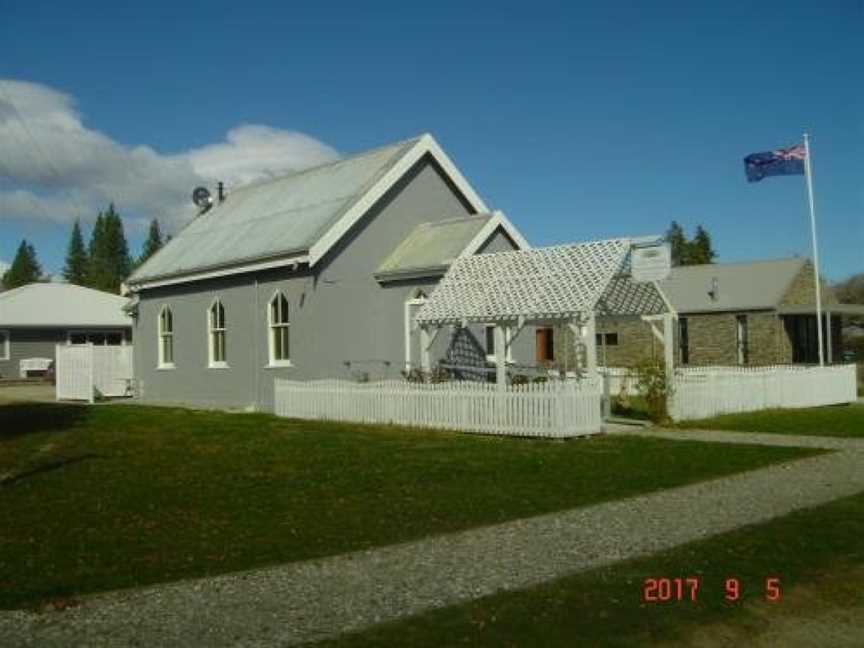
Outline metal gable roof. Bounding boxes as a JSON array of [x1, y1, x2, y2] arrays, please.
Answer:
[[657, 258, 807, 313], [129, 137, 420, 285], [128, 134, 493, 289], [0, 283, 132, 328]]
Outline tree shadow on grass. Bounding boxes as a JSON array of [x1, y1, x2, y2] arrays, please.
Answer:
[[0, 403, 90, 443], [0, 453, 100, 488]]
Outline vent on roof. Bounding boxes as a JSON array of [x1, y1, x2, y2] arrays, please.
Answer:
[[708, 277, 719, 301], [217, 181, 226, 203]]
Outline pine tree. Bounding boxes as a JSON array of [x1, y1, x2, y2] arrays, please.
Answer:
[[139, 219, 164, 265], [63, 219, 89, 285], [105, 204, 132, 283], [665, 221, 688, 266], [690, 225, 716, 265], [2, 239, 42, 290], [86, 211, 108, 290], [86, 204, 132, 293]]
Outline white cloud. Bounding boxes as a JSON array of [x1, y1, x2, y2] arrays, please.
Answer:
[[0, 259, 9, 276], [0, 80, 340, 231]]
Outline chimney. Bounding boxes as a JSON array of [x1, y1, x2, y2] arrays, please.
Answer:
[[708, 277, 719, 301], [217, 181, 226, 203]]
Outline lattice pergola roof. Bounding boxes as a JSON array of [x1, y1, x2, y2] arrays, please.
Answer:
[[597, 275, 669, 317], [416, 237, 667, 326]]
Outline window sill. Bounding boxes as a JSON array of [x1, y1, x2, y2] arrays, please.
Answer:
[[208, 363, 230, 370], [157, 364, 176, 370], [486, 357, 516, 365], [265, 361, 293, 369]]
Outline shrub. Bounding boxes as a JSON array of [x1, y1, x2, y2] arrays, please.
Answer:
[[400, 365, 451, 384], [631, 359, 672, 423]]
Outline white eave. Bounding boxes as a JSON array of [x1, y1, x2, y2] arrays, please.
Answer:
[[128, 253, 310, 292]]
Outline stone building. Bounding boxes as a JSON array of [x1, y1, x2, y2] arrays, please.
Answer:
[[541, 258, 862, 368]]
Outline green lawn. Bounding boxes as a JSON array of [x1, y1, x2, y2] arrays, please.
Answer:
[[677, 403, 864, 438], [0, 403, 819, 609], [319, 491, 864, 647]]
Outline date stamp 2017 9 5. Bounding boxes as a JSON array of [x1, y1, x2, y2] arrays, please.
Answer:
[[642, 577, 782, 603]]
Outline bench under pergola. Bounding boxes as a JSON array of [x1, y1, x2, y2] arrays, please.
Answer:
[[415, 237, 674, 388]]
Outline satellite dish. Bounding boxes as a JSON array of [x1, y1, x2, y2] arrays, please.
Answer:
[[192, 186, 213, 209]]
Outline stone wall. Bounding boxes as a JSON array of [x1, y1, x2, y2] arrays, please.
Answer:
[[780, 260, 837, 306], [544, 262, 841, 369]]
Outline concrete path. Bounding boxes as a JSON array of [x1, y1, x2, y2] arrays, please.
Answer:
[[0, 383, 56, 404], [607, 424, 864, 452], [2, 430, 864, 647]]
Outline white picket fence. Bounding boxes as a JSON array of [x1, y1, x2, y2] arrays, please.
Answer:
[[55, 344, 134, 403], [669, 364, 857, 421], [274, 378, 604, 437]]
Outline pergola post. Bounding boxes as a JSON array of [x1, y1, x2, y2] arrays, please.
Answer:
[[420, 326, 431, 372], [583, 312, 598, 376], [663, 312, 675, 378], [494, 324, 507, 389]]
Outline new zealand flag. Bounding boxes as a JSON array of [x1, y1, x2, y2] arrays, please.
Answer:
[[744, 143, 806, 182]]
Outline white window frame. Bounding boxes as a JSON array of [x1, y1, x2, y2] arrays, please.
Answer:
[[0, 329, 9, 361], [485, 324, 514, 364], [208, 298, 228, 369], [158, 305, 175, 369], [736, 314, 748, 365], [267, 291, 292, 367]]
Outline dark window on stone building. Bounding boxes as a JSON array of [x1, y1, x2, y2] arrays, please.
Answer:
[[678, 317, 690, 365]]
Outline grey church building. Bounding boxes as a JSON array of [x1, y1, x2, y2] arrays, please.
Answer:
[[126, 134, 533, 411]]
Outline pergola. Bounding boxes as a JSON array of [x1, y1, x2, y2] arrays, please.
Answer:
[[415, 237, 674, 388]]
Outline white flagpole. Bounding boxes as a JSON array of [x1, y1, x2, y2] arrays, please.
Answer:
[[803, 132, 824, 366]]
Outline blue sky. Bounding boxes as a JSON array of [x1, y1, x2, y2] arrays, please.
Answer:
[[1, 0, 861, 281]]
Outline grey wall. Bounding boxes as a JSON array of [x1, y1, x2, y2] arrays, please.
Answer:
[[0, 327, 131, 379]]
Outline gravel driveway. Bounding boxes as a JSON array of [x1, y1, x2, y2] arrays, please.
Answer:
[[2, 430, 863, 647], [0, 383, 56, 404]]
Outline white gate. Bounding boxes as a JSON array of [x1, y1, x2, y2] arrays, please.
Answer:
[[55, 344, 134, 402]]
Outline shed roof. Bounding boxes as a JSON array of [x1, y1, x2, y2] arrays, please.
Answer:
[[0, 283, 131, 328], [416, 238, 661, 325], [128, 133, 490, 289], [657, 258, 807, 313]]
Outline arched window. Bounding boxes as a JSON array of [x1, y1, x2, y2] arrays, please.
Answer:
[[208, 299, 227, 367], [158, 305, 174, 367], [268, 292, 290, 365]]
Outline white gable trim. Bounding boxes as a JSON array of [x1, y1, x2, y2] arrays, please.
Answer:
[[459, 210, 531, 257], [309, 134, 490, 266], [129, 253, 309, 292]]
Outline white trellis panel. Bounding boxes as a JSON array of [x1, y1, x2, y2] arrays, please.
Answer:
[[55, 344, 95, 403], [274, 378, 604, 438], [56, 344, 134, 402], [93, 346, 134, 397], [670, 364, 857, 421]]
